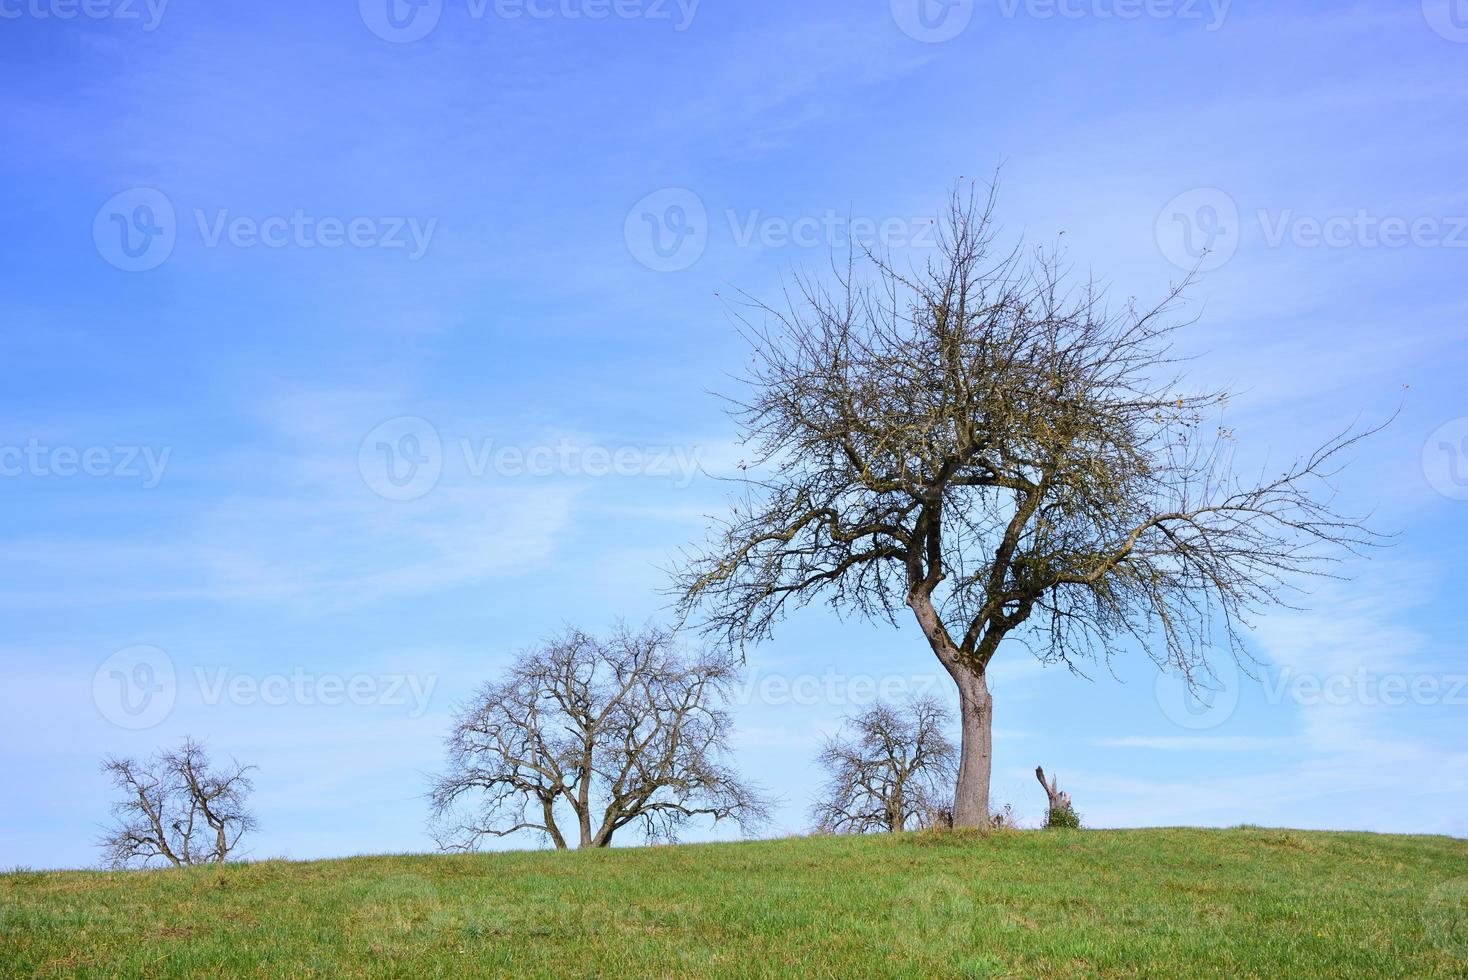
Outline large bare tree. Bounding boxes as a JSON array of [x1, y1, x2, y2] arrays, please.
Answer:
[[674, 184, 1383, 828], [811, 696, 956, 834], [99, 738, 257, 869], [429, 625, 769, 850]]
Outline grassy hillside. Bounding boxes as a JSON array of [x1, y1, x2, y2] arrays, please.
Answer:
[[3, 827, 1465, 978]]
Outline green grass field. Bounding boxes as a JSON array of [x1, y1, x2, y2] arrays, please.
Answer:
[[3, 827, 1465, 978]]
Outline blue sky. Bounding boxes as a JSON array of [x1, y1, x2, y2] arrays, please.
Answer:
[[2, 0, 1466, 869]]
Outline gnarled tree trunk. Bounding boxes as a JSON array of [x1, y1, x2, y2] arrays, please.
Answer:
[[950, 666, 993, 828], [911, 592, 995, 828]]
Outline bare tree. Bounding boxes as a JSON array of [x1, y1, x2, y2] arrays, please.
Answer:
[[99, 738, 257, 869], [429, 625, 769, 850], [674, 182, 1385, 828], [1035, 766, 1078, 829], [811, 696, 956, 834]]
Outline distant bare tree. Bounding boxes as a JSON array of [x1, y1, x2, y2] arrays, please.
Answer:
[[1035, 766, 1079, 829], [811, 697, 957, 834], [675, 181, 1386, 827], [430, 625, 769, 850], [100, 738, 257, 869]]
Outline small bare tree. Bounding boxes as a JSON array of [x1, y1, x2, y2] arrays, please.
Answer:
[[675, 182, 1385, 828], [1035, 766, 1079, 829], [429, 625, 769, 850], [811, 697, 957, 834], [99, 738, 257, 869]]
